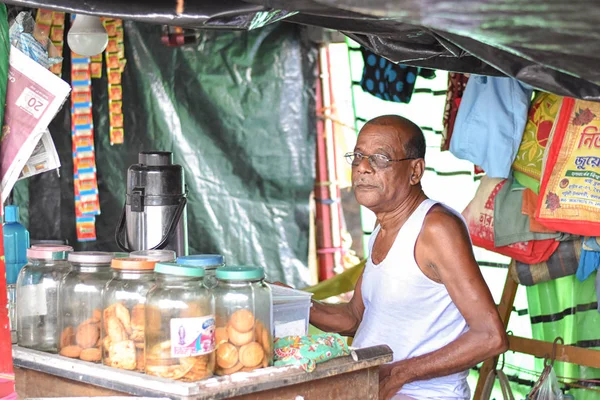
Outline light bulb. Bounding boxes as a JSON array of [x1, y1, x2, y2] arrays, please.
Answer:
[[67, 15, 108, 57]]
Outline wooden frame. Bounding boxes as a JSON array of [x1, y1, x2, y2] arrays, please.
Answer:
[[473, 273, 600, 399]]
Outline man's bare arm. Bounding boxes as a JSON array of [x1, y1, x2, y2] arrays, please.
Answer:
[[380, 210, 508, 399], [309, 273, 366, 336]]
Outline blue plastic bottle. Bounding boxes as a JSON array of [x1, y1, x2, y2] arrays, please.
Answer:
[[3, 205, 30, 343]]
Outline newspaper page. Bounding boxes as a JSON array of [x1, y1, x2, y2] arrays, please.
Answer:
[[0, 45, 70, 203], [18, 129, 60, 181]]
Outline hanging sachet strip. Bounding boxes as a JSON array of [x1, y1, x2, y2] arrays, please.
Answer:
[[71, 44, 100, 241], [102, 18, 126, 145]]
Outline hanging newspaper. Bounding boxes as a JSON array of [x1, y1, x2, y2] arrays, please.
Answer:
[[0, 45, 70, 203], [17, 129, 61, 181]]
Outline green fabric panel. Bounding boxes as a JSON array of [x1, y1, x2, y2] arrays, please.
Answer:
[[513, 170, 540, 194], [24, 21, 317, 288], [527, 273, 600, 399]]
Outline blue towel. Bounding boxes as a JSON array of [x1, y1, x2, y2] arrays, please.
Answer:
[[450, 75, 533, 179], [576, 237, 600, 281]]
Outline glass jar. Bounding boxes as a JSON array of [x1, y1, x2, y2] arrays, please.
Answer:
[[130, 249, 176, 263], [16, 244, 73, 352], [145, 262, 216, 381], [176, 254, 224, 289], [58, 252, 114, 362], [213, 266, 273, 375], [102, 258, 157, 371]]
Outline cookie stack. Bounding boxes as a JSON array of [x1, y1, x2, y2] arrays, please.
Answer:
[[59, 308, 102, 362], [215, 309, 271, 375]]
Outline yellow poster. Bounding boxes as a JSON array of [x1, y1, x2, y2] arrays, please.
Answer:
[[537, 98, 600, 236]]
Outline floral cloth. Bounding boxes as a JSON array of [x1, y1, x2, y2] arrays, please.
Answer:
[[273, 333, 350, 372]]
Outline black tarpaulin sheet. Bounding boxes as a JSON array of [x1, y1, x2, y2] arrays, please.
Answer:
[[4, 0, 600, 100], [21, 21, 317, 287]]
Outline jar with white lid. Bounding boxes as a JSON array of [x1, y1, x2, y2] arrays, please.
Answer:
[[130, 249, 176, 263], [16, 244, 73, 352], [176, 254, 224, 289], [145, 262, 216, 381], [57, 252, 114, 362]]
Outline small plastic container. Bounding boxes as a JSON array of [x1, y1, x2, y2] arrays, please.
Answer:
[[213, 266, 273, 375], [270, 285, 313, 338], [130, 249, 176, 263], [102, 257, 158, 371], [3, 205, 30, 344], [16, 244, 73, 352], [145, 262, 216, 381], [58, 252, 114, 362], [176, 254, 224, 289]]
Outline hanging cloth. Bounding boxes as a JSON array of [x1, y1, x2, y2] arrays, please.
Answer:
[[450, 75, 533, 178], [441, 73, 469, 151], [359, 47, 435, 104]]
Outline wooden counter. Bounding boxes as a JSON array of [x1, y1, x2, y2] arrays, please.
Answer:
[[13, 345, 392, 399]]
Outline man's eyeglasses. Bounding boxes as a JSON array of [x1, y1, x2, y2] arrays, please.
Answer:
[[344, 152, 416, 170]]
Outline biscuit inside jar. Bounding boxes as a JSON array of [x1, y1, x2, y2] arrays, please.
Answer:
[[102, 303, 145, 371], [146, 340, 212, 381], [214, 311, 272, 375]]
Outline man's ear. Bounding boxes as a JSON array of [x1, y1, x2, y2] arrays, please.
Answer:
[[410, 159, 425, 185]]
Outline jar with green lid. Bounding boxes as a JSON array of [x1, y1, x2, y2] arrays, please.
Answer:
[[130, 249, 176, 263], [57, 252, 114, 362], [102, 257, 158, 371], [213, 266, 272, 375], [145, 262, 216, 381], [176, 254, 224, 289], [16, 244, 73, 352]]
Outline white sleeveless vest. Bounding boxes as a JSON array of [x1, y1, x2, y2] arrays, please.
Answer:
[[353, 199, 471, 399]]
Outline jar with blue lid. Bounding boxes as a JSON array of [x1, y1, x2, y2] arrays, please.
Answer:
[[213, 266, 272, 375], [16, 244, 73, 352], [145, 262, 215, 381], [176, 254, 224, 289]]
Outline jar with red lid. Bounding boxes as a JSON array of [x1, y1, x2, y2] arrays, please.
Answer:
[[102, 257, 157, 371]]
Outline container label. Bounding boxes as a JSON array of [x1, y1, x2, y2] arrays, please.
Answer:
[[19, 284, 47, 317], [170, 315, 215, 357]]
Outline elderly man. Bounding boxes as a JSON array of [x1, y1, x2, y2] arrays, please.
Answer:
[[309, 115, 507, 400]]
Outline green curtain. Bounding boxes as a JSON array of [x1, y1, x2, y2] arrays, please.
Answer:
[[527, 272, 600, 399]]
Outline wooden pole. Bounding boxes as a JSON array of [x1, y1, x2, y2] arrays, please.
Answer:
[[473, 271, 519, 400]]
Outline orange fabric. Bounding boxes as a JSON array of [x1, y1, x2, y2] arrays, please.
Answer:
[[521, 189, 556, 233]]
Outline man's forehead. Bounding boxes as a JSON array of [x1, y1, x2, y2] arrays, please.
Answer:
[[357, 124, 404, 147]]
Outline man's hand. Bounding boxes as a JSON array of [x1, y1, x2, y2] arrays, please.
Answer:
[[379, 364, 408, 400], [379, 363, 394, 382], [270, 281, 293, 289]]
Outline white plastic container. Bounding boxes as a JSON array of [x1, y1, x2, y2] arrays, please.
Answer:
[[270, 285, 313, 338]]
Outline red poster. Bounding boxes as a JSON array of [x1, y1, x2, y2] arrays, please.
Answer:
[[0, 221, 15, 397]]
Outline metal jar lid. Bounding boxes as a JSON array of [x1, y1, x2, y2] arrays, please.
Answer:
[[68, 251, 114, 265], [130, 250, 176, 262]]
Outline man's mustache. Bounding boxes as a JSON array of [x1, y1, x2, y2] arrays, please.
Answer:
[[353, 179, 381, 189]]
